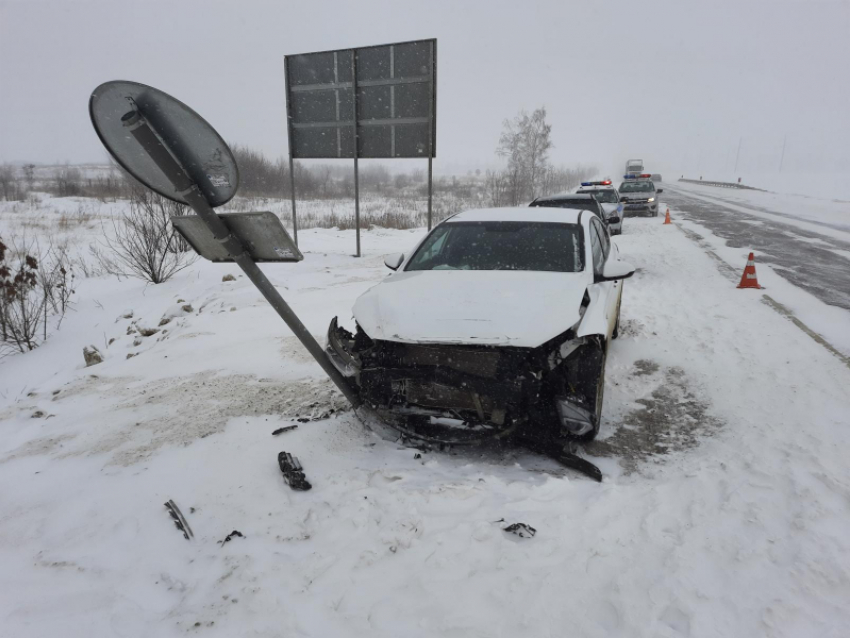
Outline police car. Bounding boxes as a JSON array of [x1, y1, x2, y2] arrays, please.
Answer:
[[618, 173, 663, 217], [576, 180, 624, 235]]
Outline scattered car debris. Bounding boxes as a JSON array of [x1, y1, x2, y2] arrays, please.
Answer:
[[525, 440, 603, 482], [278, 452, 312, 491], [271, 425, 299, 436], [218, 530, 245, 546], [546, 444, 603, 482], [164, 499, 194, 540], [503, 523, 536, 538]]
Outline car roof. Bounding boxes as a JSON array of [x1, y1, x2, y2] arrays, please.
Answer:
[[447, 207, 583, 225], [532, 193, 595, 201]]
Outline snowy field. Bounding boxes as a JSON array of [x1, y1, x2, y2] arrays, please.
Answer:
[[2, 195, 850, 637]]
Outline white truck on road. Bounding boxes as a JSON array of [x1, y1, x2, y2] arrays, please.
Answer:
[[625, 159, 644, 174]]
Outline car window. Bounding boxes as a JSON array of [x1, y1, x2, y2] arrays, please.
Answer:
[[589, 222, 604, 275], [417, 228, 448, 262], [582, 189, 618, 204], [406, 221, 584, 273], [619, 181, 655, 193], [592, 219, 610, 259]]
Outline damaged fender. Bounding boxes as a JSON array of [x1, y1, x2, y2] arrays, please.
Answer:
[[576, 285, 610, 339]]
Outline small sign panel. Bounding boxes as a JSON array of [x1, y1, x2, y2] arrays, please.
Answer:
[[285, 39, 436, 159], [172, 212, 303, 263]]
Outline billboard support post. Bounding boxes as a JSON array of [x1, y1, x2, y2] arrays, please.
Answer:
[[288, 155, 298, 246], [351, 50, 361, 258], [427, 157, 433, 231], [283, 56, 299, 247]]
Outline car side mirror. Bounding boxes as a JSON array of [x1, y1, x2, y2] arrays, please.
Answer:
[[597, 258, 635, 282], [607, 216, 621, 225], [656, 189, 664, 194], [384, 253, 405, 271]]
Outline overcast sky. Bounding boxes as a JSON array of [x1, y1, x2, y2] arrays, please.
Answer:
[[1, 0, 848, 178]]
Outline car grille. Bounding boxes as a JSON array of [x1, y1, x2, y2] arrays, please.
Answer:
[[397, 344, 501, 378]]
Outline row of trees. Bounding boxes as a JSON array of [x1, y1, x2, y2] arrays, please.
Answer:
[[0, 156, 435, 203]]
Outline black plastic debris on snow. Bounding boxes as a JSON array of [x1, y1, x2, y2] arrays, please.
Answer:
[[524, 440, 603, 482], [503, 523, 536, 538], [164, 499, 194, 540], [272, 425, 299, 436], [278, 452, 312, 491], [218, 530, 245, 546]]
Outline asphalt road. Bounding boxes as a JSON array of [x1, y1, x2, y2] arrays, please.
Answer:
[[661, 184, 850, 311]]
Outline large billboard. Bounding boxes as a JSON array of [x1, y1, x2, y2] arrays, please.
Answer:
[[285, 39, 436, 159]]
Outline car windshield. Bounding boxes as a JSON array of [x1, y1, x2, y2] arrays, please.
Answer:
[[406, 221, 583, 273], [530, 198, 598, 212], [619, 181, 654, 193], [582, 189, 618, 203]]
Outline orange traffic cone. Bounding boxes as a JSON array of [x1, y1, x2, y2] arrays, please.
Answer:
[[663, 209, 672, 224], [737, 252, 764, 289]]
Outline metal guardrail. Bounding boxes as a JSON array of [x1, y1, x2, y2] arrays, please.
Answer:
[[678, 178, 763, 191]]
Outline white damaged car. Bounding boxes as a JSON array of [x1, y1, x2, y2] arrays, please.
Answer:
[[326, 207, 635, 446]]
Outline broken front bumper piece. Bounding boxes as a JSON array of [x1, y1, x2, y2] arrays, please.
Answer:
[[326, 317, 360, 378], [326, 317, 600, 441]]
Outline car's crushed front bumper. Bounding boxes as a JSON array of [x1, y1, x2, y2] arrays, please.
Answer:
[[325, 318, 601, 443]]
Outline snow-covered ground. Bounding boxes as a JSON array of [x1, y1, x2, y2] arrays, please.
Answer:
[[2, 195, 850, 637]]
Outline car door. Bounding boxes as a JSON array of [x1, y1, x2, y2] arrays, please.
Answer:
[[590, 218, 620, 338], [613, 190, 624, 220]]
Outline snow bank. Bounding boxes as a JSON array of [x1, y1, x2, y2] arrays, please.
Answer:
[[1, 216, 849, 637]]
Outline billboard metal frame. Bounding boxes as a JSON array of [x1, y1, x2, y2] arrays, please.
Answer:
[[284, 38, 437, 256]]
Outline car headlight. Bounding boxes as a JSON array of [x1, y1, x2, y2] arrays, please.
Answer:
[[647, 197, 655, 203]]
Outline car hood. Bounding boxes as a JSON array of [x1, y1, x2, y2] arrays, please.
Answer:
[[620, 193, 654, 201], [600, 202, 619, 215], [352, 270, 588, 348]]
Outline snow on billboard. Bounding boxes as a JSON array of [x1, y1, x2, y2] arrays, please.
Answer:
[[285, 39, 436, 159]]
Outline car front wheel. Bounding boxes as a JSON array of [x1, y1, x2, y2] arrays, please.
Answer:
[[576, 348, 607, 442]]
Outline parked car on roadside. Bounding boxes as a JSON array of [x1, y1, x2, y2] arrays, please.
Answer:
[[575, 180, 624, 235], [528, 192, 622, 234], [325, 207, 635, 445], [619, 174, 663, 217]]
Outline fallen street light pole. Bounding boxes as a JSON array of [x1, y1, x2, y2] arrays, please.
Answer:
[[121, 109, 362, 408]]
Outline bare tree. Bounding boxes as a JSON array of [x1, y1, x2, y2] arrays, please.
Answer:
[[99, 188, 196, 284], [484, 169, 510, 207], [496, 107, 553, 203], [22, 164, 36, 190], [0, 164, 16, 201], [53, 165, 84, 197]]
